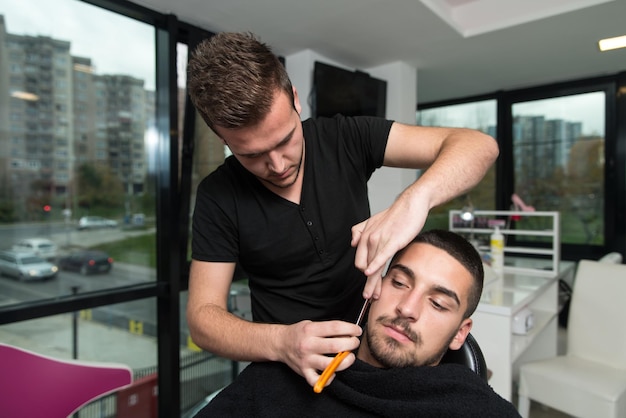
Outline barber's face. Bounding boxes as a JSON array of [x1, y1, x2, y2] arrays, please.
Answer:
[[359, 242, 473, 368], [215, 88, 305, 193]]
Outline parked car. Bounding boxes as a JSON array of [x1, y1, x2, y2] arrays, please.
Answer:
[[0, 250, 58, 281], [58, 250, 113, 275], [78, 216, 118, 230], [12, 238, 58, 260]]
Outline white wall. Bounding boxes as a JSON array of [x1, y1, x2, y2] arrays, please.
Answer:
[[365, 61, 418, 215], [285, 52, 418, 215]]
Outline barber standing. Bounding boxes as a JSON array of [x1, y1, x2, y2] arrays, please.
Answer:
[[186, 32, 499, 388]]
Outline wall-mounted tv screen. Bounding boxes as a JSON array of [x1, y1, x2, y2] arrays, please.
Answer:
[[313, 61, 387, 118]]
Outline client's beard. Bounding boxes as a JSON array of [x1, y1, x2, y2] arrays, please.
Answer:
[[366, 315, 454, 368]]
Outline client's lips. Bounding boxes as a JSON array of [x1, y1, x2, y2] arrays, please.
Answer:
[[384, 325, 413, 343]]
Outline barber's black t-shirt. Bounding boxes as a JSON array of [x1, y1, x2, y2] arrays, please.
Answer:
[[191, 115, 392, 324]]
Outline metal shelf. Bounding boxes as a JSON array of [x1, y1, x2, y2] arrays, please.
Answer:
[[449, 210, 560, 274]]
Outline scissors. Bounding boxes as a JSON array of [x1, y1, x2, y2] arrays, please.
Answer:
[[313, 298, 371, 393]]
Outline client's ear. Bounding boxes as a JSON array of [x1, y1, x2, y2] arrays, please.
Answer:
[[448, 318, 472, 350]]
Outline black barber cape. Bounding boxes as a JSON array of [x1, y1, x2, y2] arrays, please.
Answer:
[[195, 359, 520, 417]]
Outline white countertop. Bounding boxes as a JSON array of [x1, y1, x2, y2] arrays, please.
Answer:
[[477, 273, 554, 315], [476, 258, 575, 316]]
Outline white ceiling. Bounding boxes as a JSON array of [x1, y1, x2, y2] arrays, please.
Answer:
[[129, 0, 626, 103]]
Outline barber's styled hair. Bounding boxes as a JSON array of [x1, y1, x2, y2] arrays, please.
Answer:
[[390, 229, 484, 318], [187, 32, 294, 131]]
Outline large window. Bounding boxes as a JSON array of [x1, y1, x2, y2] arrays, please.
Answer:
[[512, 92, 605, 246], [0, 0, 157, 301], [418, 78, 624, 260], [0, 0, 163, 414]]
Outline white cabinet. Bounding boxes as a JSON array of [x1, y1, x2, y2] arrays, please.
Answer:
[[449, 210, 574, 401], [471, 266, 574, 401]]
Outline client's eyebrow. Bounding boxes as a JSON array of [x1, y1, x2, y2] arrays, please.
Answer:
[[388, 263, 461, 308], [431, 285, 461, 308]]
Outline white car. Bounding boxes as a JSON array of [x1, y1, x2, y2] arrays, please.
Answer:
[[12, 238, 58, 260], [78, 216, 118, 230], [0, 250, 58, 281]]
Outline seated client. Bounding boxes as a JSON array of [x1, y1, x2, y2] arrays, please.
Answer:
[[195, 229, 520, 417]]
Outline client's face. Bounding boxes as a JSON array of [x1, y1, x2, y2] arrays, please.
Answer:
[[359, 242, 473, 368]]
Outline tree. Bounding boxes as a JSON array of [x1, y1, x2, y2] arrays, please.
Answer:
[[562, 136, 604, 244], [76, 163, 125, 213]]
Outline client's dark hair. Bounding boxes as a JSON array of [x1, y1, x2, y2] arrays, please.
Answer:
[[389, 229, 484, 318]]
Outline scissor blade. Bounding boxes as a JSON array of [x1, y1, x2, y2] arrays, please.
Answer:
[[354, 298, 370, 327]]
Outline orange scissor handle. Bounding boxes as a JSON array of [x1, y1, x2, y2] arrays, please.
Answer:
[[313, 350, 351, 393]]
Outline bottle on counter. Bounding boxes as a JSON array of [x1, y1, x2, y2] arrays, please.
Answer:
[[490, 225, 504, 274]]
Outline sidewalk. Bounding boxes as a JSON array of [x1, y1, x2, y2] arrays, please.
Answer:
[[0, 313, 160, 369]]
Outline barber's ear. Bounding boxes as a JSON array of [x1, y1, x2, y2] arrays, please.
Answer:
[[448, 318, 472, 350], [293, 87, 302, 115]]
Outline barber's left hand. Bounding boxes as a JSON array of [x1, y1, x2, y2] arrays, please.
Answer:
[[351, 194, 428, 300]]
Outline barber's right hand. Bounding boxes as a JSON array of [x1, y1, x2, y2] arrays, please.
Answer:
[[276, 320, 363, 388]]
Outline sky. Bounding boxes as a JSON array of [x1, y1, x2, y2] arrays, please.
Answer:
[[419, 92, 605, 136], [0, 0, 157, 90], [512, 93, 605, 136]]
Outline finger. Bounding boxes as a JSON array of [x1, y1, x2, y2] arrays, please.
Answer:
[[302, 353, 334, 387], [304, 368, 323, 388], [362, 269, 383, 300], [350, 222, 366, 247], [364, 247, 393, 277], [353, 236, 370, 271], [313, 372, 336, 391], [311, 320, 363, 338], [374, 275, 382, 300], [313, 351, 351, 393], [333, 352, 356, 372], [316, 336, 361, 357], [358, 232, 385, 274], [314, 354, 353, 393]]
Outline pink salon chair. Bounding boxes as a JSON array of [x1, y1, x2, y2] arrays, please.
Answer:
[[0, 343, 133, 418]]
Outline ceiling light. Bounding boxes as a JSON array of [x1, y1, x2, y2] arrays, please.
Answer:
[[598, 35, 626, 51]]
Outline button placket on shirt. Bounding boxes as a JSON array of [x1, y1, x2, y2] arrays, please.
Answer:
[[301, 206, 324, 257]]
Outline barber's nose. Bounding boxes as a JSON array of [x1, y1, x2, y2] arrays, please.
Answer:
[[267, 150, 284, 173]]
